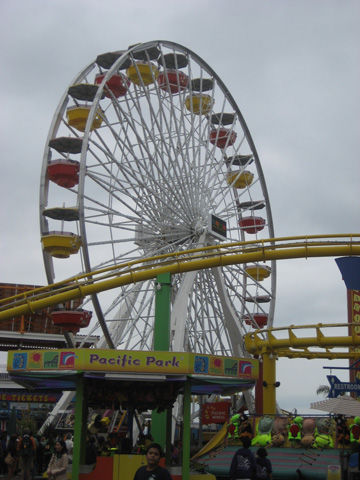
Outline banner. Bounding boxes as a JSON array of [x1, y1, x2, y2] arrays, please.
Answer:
[[202, 401, 230, 424], [7, 349, 259, 380], [0, 392, 59, 403], [348, 290, 360, 384]]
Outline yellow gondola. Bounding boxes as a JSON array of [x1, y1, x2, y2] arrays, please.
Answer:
[[66, 105, 103, 132], [126, 62, 159, 86], [185, 94, 214, 115], [227, 170, 254, 189], [245, 265, 271, 281], [41, 232, 81, 258]]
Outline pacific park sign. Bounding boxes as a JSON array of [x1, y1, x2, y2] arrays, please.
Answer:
[[7, 349, 258, 380]]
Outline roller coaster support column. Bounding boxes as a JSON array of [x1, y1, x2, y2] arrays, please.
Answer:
[[255, 357, 264, 415], [152, 273, 172, 459], [262, 352, 277, 415]]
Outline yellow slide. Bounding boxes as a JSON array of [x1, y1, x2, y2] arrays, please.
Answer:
[[191, 422, 229, 460]]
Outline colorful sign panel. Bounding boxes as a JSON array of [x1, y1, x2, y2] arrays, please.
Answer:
[[349, 290, 360, 383], [7, 349, 258, 380], [202, 401, 231, 424], [0, 392, 59, 403], [350, 290, 360, 333]]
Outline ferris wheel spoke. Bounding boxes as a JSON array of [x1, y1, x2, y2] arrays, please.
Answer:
[[200, 271, 234, 354], [190, 279, 219, 353], [120, 293, 155, 350]]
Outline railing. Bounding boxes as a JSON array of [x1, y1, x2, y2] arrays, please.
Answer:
[[244, 322, 360, 360], [0, 364, 9, 378]]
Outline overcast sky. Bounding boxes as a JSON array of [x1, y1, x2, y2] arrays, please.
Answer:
[[0, 0, 359, 414]]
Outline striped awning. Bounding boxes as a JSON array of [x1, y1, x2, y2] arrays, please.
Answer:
[[310, 395, 360, 416]]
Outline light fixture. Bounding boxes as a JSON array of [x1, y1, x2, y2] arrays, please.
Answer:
[[262, 381, 281, 388]]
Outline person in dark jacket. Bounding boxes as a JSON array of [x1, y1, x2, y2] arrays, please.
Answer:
[[17, 428, 36, 480], [229, 436, 256, 480], [255, 447, 272, 479], [6, 434, 19, 480], [85, 437, 97, 465], [43, 435, 55, 471]]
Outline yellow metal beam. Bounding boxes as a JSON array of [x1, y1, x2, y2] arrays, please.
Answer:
[[262, 353, 277, 415], [245, 322, 360, 359], [1, 234, 359, 417], [246, 322, 360, 414], [0, 234, 359, 321]]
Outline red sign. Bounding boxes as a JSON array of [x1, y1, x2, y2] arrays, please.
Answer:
[[0, 392, 59, 403], [201, 401, 230, 425]]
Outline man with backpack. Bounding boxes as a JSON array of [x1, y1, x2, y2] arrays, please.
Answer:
[[17, 428, 36, 480], [229, 436, 257, 480]]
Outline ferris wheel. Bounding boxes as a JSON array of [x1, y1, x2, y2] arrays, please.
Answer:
[[39, 40, 276, 358]]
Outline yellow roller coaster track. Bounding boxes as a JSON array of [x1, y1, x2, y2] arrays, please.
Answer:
[[245, 322, 360, 360], [1, 234, 359, 324], [2, 233, 357, 417]]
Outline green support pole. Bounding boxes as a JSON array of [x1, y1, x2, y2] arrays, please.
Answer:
[[151, 273, 171, 451], [153, 273, 171, 350], [72, 374, 87, 480], [182, 377, 191, 480]]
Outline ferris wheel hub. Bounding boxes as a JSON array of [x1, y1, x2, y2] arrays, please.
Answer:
[[194, 219, 205, 237]]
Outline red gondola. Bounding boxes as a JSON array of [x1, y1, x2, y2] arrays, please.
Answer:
[[157, 69, 188, 93], [244, 313, 268, 329], [209, 129, 237, 149], [51, 310, 92, 333], [94, 73, 130, 98], [47, 160, 80, 188], [239, 216, 266, 234]]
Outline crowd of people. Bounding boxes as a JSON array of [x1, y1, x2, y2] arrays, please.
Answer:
[[0, 428, 179, 480], [0, 426, 272, 480], [0, 429, 70, 480]]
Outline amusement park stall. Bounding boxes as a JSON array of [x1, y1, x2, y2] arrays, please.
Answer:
[[7, 348, 258, 480]]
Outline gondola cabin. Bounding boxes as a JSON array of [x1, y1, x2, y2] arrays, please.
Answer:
[[47, 160, 80, 189], [41, 232, 81, 259], [94, 73, 130, 98], [66, 106, 103, 132], [227, 171, 254, 189], [51, 310, 92, 333], [245, 264, 271, 281], [239, 216, 266, 234], [244, 313, 268, 328], [48, 136, 83, 154], [157, 69, 189, 93], [209, 129, 237, 149], [185, 94, 214, 115], [126, 62, 159, 86]]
